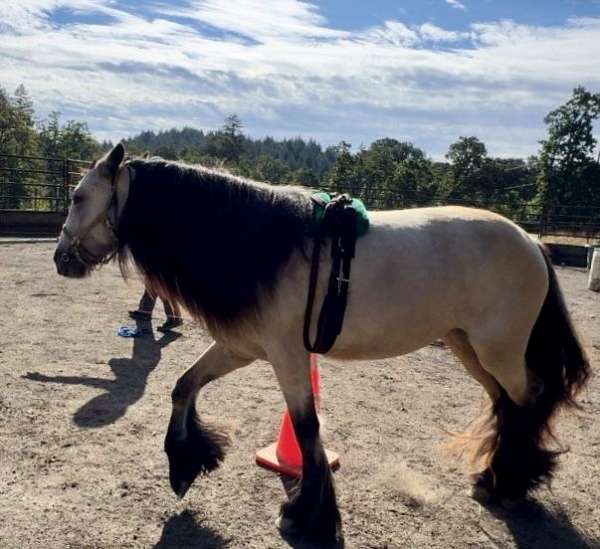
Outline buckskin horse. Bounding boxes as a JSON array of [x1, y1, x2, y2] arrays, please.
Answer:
[[54, 144, 590, 543]]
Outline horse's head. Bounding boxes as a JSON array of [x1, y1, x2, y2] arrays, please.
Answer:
[[54, 143, 130, 278]]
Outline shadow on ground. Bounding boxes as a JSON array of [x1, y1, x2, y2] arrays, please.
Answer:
[[23, 319, 180, 428], [486, 498, 599, 549], [154, 510, 230, 549]]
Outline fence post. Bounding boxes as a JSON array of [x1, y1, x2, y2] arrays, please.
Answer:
[[538, 203, 547, 239], [63, 158, 70, 213]]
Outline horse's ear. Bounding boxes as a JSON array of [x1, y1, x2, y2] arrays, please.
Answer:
[[143, 151, 150, 159], [96, 143, 125, 181], [106, 143, 125, 171]]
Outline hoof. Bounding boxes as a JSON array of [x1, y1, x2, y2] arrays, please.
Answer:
[[164, 415, 230, 498], [470, 469, 527, 508], [278, 497, 341, 544], [275, 514, 294, 534], [174, 479, 191, 500], [165, 441, 201, 499], [470, 470, 494, 504]]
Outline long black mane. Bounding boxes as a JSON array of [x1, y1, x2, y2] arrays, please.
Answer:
[[117, 159, 315, 327]]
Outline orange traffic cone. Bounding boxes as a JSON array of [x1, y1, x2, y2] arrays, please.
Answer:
[[256, 354, 340, 478]]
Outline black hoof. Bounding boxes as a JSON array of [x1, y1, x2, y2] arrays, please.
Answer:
[[471, 468, 527, 507], [164, 414, 230, 498], [471, 469, 494, 503], [277, 489, 341, 543]]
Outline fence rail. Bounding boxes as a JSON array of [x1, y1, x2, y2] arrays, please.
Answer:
[[0, 154, 88, 214], [1, 153, 599, 240]]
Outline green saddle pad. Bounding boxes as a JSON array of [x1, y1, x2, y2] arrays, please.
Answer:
[[312, 192, 370, 237]]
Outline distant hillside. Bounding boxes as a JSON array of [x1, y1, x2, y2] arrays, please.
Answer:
[[123, 124, 337, 182]]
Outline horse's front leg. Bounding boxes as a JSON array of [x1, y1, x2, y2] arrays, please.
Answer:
[[270, 349, 341, 543], [165, 341, 253, 498]]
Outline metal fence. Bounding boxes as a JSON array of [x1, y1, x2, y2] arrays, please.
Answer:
[[320, 187, 600, 241], [0, 153, 88, 213], [1, 153, 599, 240]]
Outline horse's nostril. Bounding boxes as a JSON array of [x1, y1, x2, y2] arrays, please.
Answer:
[[60, 253, 71, 264]]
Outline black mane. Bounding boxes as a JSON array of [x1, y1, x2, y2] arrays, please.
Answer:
[[117, 159, 315, 327]]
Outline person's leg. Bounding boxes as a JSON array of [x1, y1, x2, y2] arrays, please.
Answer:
[[158, 299, 183, 332], [129, 290, 156, 320]]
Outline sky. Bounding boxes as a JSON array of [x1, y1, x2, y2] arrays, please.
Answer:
[[1, 0, 599, 159]]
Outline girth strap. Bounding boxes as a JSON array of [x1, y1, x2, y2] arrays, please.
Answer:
[[303, 193, 357, 354]]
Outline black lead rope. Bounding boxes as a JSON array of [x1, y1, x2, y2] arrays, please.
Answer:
[[303, 194, 357, 354]]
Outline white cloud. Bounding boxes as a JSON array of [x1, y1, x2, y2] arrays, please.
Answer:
[[445, 0, 467, 11], [0, 0, 598, 158], [418, 22, 469, 42], [0, 0, 111, 31], [156, 0, 346, 40]]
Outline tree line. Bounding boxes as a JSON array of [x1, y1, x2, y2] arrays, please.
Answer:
[[1, 83, 599, 233]]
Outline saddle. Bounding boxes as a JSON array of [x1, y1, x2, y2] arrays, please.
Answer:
[[303, 193, 367, 354]]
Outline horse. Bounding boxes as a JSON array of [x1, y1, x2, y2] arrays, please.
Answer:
[[54, 144, 591, 543]]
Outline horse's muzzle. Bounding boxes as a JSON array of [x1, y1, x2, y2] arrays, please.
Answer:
[[53, 248, 88, 278]]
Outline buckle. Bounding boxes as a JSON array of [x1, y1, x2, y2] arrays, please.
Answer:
[[336, 276, 350, 292]]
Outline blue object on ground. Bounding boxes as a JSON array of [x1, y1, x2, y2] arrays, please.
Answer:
[[117, 325, 145, 338]]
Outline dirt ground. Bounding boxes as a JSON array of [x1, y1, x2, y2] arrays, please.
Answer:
[[1, 241, 599, 549]]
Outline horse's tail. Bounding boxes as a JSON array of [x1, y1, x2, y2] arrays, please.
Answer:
[[527, 244, 591, 411], [467, 243, 591, 500]]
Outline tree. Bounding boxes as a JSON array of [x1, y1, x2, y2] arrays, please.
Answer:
[[444, 136, 490, 200], [37, 113, 101, 159], [0, 85, 40, 207], [218, 114, 244, 163], [327, 139, 436, 209], [253, 154, 289, 183], [0, 84, 37, 156], [37, 112, 63, 158], [327, 142, 359, 194], [537, 86, 600, 208], [153, 144, 178, 160], [59, 120, 102, 159], [12, 84, 37, 156]]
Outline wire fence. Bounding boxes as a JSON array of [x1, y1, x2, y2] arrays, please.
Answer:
[[0, 153, 88, 212], [318, 187, 600, 240], [1, 153, 599, 240]]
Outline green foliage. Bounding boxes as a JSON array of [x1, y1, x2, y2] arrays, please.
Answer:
[[1, 81, 599, 236], [0, 84, 37, 156], [537, 87, 600, 207], [123, 120, 337, 185], [38, 113, 102, 160], [327, 139, 437, 209], [442, 137, 538, 209], [0, 84, 103, 209]]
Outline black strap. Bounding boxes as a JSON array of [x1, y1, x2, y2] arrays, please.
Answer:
[[303, 194, 357, 354]]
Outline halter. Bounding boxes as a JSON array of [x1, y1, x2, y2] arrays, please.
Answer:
[[59, 164, 131, 269]]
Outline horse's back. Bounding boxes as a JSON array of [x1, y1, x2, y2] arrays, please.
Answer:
[[327, 206, 549, 359]]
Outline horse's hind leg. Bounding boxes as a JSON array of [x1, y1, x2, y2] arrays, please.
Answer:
[[268, 347, 341, 543], [165, 342, 253, 498], [443, 330, 505, 502], [466, 335, 552, 504], [443, 329, 501, 402]]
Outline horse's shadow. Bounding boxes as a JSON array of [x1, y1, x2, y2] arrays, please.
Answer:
[[484, 498, 598, 549], [154, 510, 229, 549], [23, 319, 180, 428]]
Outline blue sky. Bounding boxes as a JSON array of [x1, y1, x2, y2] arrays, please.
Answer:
[[1, 1, 599, 158]]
